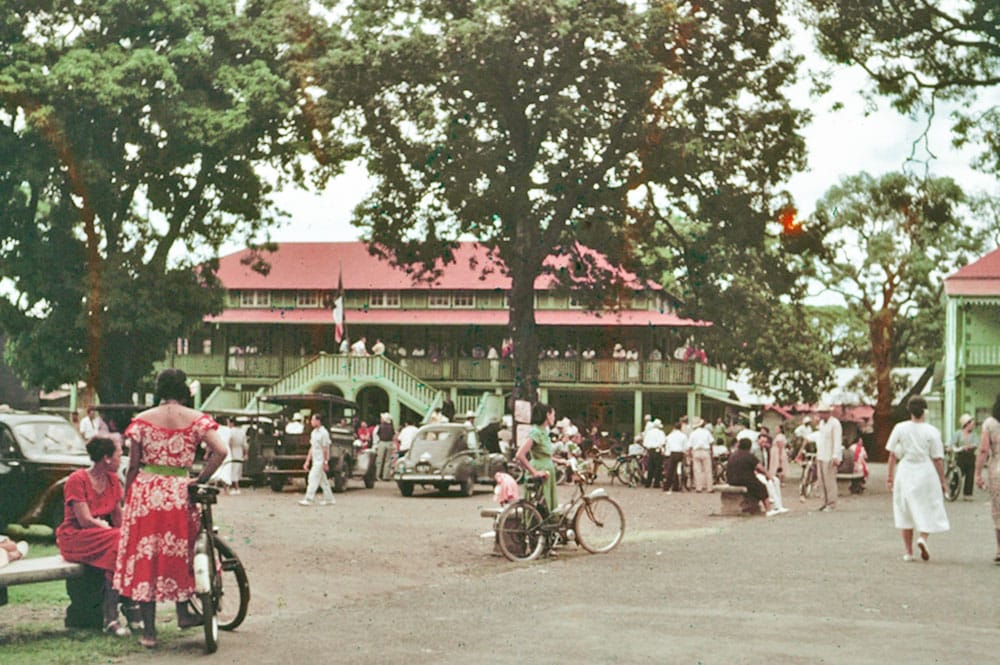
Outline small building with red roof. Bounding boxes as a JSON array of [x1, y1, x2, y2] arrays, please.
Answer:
[[943, 246, 1000, 432], [158, 241, 738, 436]]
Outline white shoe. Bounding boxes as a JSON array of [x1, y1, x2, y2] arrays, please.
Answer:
[[320, 499, 336, 505], [903, 554, 914, 562], [15, 541, 28, 558], [765, 508, 780, 517], [777, 507, 790, 514], [298, 499, 313, 506]]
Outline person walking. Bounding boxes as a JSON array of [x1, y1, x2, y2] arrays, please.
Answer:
[[227, 417, 247, 495], [974, 394, 1000, 563], [300, 412, 335, 506], [949, 413, 978, 501], [815, 403, 843, 512], [113, 369, 227, 649], [886, 395, 949, 562], [374, 412, 396, 481]]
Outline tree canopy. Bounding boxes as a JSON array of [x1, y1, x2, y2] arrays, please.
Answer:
[[809, 171, 983, 449], [803, 0, 1000, 177], [312, 0, 810, 400], [0, 0, 319, 402]]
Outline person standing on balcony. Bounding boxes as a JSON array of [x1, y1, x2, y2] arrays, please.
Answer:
[[371, 339, 386, 356], [351, 336, 368, 356], [374, 413, 396, 481]]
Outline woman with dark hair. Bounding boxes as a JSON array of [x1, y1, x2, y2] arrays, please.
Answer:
[[515, 402, 559, 514], [886, 395, 949, 562], [113, 368, 227, 648], [725, 438, 773, 514], [56, 436, 127, 636], [974, 393, 1000, 563]]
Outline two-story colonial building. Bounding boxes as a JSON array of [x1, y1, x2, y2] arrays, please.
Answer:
[[944, 246, 1000, 431], [157, 242, 739, 437]]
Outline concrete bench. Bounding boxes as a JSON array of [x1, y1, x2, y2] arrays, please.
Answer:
[[837, 472, 865, 494], [713, 484, 759, 517], [0, 555, 85, 607]]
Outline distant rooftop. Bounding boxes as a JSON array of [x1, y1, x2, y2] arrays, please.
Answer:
[[945, 246, 1000, 296]]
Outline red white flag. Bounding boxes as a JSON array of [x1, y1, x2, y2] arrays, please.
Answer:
[[333, 270, 345, 343]]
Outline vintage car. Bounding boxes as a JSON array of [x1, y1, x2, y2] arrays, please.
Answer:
[[256, 393, 375, 493], [0, 411, 93, 528], [394, 423, 508, 497]]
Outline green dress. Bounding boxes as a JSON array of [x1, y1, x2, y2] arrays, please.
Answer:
[[529, 425, 558, 513]]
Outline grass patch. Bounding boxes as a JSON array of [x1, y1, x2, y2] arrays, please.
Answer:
[[0, 624, 144, 665]]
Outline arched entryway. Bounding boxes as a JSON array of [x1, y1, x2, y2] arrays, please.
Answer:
[[354, 385, 389, 428]]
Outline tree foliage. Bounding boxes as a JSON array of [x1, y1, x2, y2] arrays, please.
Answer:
[[0, 0, 318, 401], [809, 171, 984, 446], [312, 0, 810, 400], [803, 0, 1000, 176]]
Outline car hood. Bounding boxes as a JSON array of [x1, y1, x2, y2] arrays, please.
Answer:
[[19, 452, 91, 467]]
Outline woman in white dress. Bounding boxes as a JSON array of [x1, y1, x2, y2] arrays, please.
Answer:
[[886, 395, 949, 562]]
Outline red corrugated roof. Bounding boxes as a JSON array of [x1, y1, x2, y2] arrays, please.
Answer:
[[206, 307, 706, 327], [945, 246, 1000, 295], [215, 241, 657, 291]]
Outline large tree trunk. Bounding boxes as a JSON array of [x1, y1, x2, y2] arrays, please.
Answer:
[[869, 310, 894, 462], [507, 238, 540, 405]]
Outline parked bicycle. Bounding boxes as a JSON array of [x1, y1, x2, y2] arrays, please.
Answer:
[[943, 448, 964, 502], [575, 450, 645, 487], [188, 484, 250, 654], [493, 475, 625, 562]]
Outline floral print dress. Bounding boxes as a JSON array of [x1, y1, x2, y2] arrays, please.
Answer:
[[113, 414, 218, 602]]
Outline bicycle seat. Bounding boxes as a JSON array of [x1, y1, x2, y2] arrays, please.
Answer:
[[524, 475, 545, 488], [189, 484, 220, 504]]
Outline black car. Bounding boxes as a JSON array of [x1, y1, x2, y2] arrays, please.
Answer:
[[394, 423, 508, 497], [0, 411, 92, 528], [256, 393, 375, 493]]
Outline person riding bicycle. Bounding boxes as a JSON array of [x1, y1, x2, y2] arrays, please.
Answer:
[[515, 402, 560, 514]]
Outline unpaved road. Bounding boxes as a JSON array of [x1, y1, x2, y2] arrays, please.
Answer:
[[6, 464, 998, 664]]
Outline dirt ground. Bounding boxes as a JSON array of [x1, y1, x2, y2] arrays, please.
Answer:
[[5, 463, 998, 664]]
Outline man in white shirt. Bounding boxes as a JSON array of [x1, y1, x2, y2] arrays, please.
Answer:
[[350, 336, 368, 356], [663, 420, 689, 493], [397, 421, 419, 455], [78, 407, 107, 441], [300, 413, 335, 506], [687, 418, 715, 492], [642, 419, 666, 488], [815, 403, 843, 512]]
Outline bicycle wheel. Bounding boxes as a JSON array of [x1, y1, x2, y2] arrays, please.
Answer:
[[199, 590, 218, 654], [799, 463, 816, 498], [496, 501, 546, 562], [213, 536, 250, 630], [945, 467, 963, 502], [574, 496, 625, 554], [624, 458, 644, 488]]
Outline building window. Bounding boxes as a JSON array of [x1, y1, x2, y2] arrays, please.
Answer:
[[240, 290, 270, 307], [369, 291, 400, 308], [296, 290, 320, 307], [175, 338, 189, 355], [568, 295, 585, 309], [428, 293, 451, 308], [452, 292, 475, 308]]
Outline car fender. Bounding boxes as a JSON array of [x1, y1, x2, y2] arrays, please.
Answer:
[[22, 475, 69, 527]]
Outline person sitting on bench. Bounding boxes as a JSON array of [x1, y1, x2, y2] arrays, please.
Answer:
[[726, 437, 773, 515], [56, 436, 129, 637]]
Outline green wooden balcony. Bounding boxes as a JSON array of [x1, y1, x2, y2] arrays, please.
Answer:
[[157, 352, 727, 390], [964, 344, 1000, 369]]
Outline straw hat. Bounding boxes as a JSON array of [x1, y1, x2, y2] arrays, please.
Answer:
[[959, 413, 974, 427]]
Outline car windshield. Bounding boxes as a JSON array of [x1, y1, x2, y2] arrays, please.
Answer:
[[14, 420, 88, 457]]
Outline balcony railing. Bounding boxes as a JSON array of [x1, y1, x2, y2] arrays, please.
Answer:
[[158, 353, 726, 390], [966, 344, 1000, 367]]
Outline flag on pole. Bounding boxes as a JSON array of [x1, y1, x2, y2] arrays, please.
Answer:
[[333, 268, 345, 344]]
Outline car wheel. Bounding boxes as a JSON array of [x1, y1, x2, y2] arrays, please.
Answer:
[[332, 471, 347, 493], [363, 465, 376, 489], [397, 481, 414, 497], [459, 476, 475, 497]]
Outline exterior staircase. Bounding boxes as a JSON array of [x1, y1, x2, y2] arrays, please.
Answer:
[[257, 353, 445, 421]]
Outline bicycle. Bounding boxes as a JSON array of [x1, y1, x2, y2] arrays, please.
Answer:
[[943, 448, 963, 502], [188, 484, 251, 654], [494, 475, 625, 562], [797, 451, 818, 499], [577, 450, 644, 487]]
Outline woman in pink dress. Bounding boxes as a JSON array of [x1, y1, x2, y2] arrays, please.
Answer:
[[56, 435, 127, 635], [113, 369, 226, 648]]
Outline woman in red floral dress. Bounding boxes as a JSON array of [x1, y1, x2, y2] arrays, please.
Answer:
[[113, 369, 226, 648], [56, 435, 127, 635]]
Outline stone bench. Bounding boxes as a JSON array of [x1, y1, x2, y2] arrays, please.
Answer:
[[0, 555, 84, 607], [713, 484, 759, 516], [837, 472, 865, 494]]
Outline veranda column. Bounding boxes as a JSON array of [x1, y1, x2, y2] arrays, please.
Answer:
[[633, 389, 643, 441]]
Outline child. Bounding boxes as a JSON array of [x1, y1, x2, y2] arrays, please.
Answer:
[[0, 535, 29, 567]]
